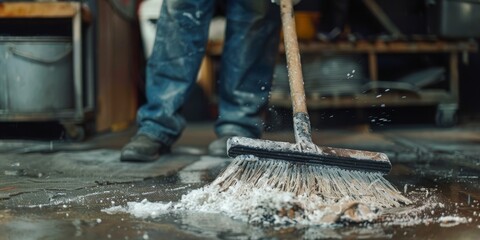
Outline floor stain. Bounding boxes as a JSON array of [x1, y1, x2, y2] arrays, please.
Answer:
[[1, 126, 480, 239]]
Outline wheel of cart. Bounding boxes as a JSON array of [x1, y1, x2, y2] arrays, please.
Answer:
[[61, 122, 86, 141]]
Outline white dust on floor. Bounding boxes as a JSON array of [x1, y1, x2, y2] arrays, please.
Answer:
[[102, 184, 470, 227], [102, 156, 471, 227], [104, 183, 379, 225]]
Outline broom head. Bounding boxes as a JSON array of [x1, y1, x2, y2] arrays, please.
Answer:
[[227, 137, 392, 175]]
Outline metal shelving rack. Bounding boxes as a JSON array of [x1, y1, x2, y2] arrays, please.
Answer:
[[206, 39, 477, 126], [276, 40, 478, 126], [0, 2, 94, 139]]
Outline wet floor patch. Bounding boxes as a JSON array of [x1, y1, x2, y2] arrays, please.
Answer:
[[1, 155, 480, 239], [0, 149, 199, 200], [108, 159, 479, 239]]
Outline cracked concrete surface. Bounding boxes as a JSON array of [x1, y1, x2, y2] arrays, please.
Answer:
[[0, 124, 479, 239]]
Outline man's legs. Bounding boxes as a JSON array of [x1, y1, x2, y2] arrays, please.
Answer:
[[122, 0, 214, 161], [208, 1, 281, 156], [216, 1, 280, 138]]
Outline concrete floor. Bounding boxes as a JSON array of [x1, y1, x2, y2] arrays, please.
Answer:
[[0, 123, 479, 239]]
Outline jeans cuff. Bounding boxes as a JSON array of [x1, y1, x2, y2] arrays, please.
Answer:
[[137, 127, 175, 146]]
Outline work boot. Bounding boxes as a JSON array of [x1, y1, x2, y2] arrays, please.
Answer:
[[208, 135, 235, 157], [120, 135, 170, 162]]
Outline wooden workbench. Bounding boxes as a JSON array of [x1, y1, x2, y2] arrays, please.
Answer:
[[206, 40, 478, 126]]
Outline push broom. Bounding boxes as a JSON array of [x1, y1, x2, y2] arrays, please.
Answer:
[[212, 0, 411, 208]]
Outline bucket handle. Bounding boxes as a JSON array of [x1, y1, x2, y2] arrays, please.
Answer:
[[8, 46, 72, 64]]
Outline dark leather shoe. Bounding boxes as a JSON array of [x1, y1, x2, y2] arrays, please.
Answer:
[[120, 135, 170, 162]]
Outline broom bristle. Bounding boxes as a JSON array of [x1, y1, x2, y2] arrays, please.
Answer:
[[212, 157, 411, 208]]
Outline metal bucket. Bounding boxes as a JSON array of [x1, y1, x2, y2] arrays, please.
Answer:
[[0, 36, 73, 113]]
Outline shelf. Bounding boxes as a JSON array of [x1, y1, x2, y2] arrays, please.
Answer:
[[207, 40, 478, 56], [0, 2, 92, 23], [0, 109, 95, 122], [269, 90, 454, 109], [205, 38, 477, 126], [287, 40, 478, 54]]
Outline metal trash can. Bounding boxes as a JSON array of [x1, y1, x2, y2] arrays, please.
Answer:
[[0, 36, 73, 113]]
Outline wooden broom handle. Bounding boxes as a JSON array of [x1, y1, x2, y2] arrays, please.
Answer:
[[279, 0, 308, 115]]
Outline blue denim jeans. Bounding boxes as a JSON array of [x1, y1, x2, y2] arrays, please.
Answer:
[[136, 0, 280, 146]]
